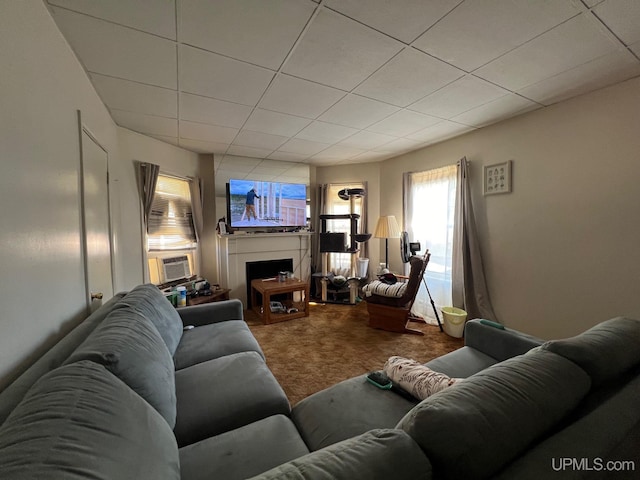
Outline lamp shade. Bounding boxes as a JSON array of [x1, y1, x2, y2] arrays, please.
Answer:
[[374, 215, 401, 239]]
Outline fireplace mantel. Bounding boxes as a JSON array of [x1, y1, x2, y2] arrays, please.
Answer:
[[217, 232, 312, 307]]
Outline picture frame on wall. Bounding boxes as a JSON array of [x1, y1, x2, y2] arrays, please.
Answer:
[[484, 160, 512, 195]]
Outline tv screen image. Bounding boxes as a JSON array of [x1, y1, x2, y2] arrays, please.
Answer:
[[228, 179, 307, 228]]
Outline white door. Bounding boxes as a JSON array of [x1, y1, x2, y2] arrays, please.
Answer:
[[81, 126, 114, 312]]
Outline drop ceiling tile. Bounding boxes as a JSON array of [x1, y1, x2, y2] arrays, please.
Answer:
[[349, 151, 392, 162], [267, 151, 309, 162], [111, 109, 177, 137], [593, 0, 640, 45], [309, 144, 366, 160], [367, 110, 441, 136], [295, 121, 359, 144], [408, 75, 509, 118], [379, 137, 424, 153], [180, 93, 252, 128], [180, 45, 274, 106], [90, 74, 177, 118], [232, 130, 288, 150], [318, 94, 399, 129], [339, 130, 397, 149], [244, 109, 312, 137], [277, 138, 330, 155], [413, 0, 579, 71], [405, 121, 475, 143], [283, 8, 403, 90], [324, 0, 462, 43], [258, 75, 345, 118], [451, 94, 539, 128], [180, 0, 315, 69], [584, 0, 605, 6], [518, 49, 640, 105], [355, 48, 464, 107], [179, 120, 238, 143], [631, 41, 640, 57], [48, 0, 176, 39], [179, 138, 230, 154], [475, 14, 618, 91], [50, 7, 177, 88]]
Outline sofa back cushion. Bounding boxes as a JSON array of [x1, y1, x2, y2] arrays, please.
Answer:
[[0, 361, 179, 479], [64, 305, 177, 427], [0, 293, 126, 426], [397, 349, 591, 480], [120, 283, 183, 355], [540, 316, 640, 387]]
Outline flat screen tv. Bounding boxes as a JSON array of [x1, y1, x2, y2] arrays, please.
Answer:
[[227, 179, 307, 229]]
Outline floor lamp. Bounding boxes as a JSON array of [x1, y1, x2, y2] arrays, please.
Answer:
[[374, 215, 401, 269]]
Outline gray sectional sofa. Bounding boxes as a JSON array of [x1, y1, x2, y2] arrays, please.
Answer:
[[0, 283, 638, 479]]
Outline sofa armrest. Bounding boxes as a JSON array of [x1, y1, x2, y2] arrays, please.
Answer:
[[464, 319, 544, 362], [247, 429, 432, 480], [177, 299, 244, 327]]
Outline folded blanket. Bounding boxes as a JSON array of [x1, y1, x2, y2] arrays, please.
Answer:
[[383, 356, 460, 400]]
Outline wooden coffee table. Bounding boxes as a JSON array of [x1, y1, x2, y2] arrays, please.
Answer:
[[250, 278, 310, 325]]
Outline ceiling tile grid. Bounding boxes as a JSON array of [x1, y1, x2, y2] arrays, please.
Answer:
[[46, 0, 640, 171]]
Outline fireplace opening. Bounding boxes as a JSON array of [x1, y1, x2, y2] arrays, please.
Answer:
[[246, 258, 294, 308]]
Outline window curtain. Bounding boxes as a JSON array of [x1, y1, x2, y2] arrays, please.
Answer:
[[189, 177, 204, 242], [452, 157, 498, 321], [404, 165, 457, 324], [189, 177, 204, 273], [136, 161, 160, 229], [312, 184, 329, 275]]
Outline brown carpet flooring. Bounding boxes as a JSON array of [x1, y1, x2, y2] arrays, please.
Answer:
[[245, 301, 464, 406]]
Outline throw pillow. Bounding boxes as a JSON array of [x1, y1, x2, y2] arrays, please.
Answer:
[[362, 280, 407, 298], [384, 356, 459, 400]]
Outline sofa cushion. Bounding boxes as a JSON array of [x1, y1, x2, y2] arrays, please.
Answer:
[[425, 346, 497, 378], [64, 305, 177, 428], [247, 429, 432, 480], [492, 373, 640, 480], [292, 375, 417, 451], [180, 415, 309, 480], [120, 283, 183, 354], [174, 351, 290, 447], [174, 320, 264, 370], [384, 356, 459, 400], [0, 361, 179, 480], [397, 349, 591, 480], [540, 316, 640, 387]]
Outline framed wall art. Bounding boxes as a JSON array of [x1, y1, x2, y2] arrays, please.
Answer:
[[484, 160, 512, 195]]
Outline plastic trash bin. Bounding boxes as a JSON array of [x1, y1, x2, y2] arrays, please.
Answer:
[[357, 258, 369, 278], [441, 307, 467, 338]]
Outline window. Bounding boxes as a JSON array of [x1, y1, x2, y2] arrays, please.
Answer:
[[147, 175, 196, 251], [324, 182, 366, 275], [404, 164, 457, 322]]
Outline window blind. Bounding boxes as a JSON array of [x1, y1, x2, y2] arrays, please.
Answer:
[[147, 175, 196, 250]]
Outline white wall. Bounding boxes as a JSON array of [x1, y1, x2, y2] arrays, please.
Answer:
[[0, 1, 206, 389], [318, 77, 640, 339]]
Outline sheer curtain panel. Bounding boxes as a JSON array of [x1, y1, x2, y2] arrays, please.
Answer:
[[404, 165, 457, 324]]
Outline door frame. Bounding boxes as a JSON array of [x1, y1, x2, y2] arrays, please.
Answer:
[[77, 110, 115, 311]]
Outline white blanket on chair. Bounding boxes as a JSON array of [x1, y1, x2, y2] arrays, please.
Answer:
[[362, 280, 407, 298]]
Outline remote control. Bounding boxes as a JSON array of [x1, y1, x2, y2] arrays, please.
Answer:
[[366, 371, 392, 389]]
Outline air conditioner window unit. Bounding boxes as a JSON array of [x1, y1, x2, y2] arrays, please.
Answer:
[[161, 255, 191, 283]]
